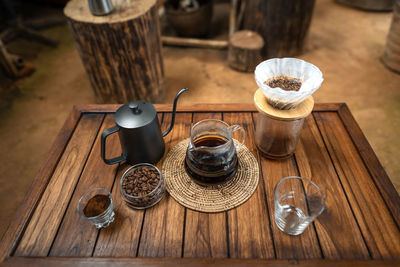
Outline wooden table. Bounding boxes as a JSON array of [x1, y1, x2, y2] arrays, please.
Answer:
[[1, 104, 400, 266]]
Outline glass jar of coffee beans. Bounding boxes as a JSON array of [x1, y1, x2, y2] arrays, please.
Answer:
[[120, 163, 165, 209]]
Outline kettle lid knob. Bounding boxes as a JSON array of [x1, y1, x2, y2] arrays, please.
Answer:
[[129, 103, 140, 113]]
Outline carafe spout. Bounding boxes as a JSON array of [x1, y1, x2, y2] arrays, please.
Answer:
[[163, 88, 188, 137]]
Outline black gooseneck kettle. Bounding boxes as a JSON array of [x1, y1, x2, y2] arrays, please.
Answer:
[[101, 88, 188, 165]]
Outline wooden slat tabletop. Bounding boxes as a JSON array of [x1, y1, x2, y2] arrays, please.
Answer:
[[1, 103, 400, 266]]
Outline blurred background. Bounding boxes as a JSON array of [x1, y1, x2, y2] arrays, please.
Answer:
[[0, 0, 399, 239]]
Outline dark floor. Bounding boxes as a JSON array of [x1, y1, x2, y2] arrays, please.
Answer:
[[0, 0, 399, 239]]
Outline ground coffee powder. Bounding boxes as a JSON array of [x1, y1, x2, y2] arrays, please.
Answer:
[[265, 75, 302, 91], [83, 194, 110, 217]]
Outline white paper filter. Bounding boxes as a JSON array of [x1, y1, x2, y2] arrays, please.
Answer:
[[255, 58, 324, 109]]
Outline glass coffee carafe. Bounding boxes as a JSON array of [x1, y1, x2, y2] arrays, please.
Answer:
[[185, 119, 245, 185]]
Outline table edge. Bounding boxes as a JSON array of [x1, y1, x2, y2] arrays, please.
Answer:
[[337, 104, 400, 228], [0, 106, 83, 262], [3, 257, 400, 267], [73, 103, 344, 113]]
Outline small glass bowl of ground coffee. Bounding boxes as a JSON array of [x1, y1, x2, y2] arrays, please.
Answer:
[[120, 163, 165, 209], [77, 188, 114, 228]]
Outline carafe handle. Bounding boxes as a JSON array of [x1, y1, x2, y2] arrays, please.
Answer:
[[229, 124, 246, 148], [101, 126, 127, 165]]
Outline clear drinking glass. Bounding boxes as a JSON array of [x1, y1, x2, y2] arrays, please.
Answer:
[[274, 176, 325, 235], [77, 188, 115, 229]]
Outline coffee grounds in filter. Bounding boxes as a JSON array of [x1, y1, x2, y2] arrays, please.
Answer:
[[265, 75, 302, 91]]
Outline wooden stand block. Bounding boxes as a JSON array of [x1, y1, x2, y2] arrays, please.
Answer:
[[64, 0, 165, 103], [241, 0, 315, 58], [228, 30, 264, 72], [335, 0, 395, 11], [382, 1, 400, 73]]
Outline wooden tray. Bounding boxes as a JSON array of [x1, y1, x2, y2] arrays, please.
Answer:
[[1, 104, 399, 266]]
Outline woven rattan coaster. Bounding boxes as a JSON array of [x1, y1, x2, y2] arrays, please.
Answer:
[[162, 139, 259, 213]]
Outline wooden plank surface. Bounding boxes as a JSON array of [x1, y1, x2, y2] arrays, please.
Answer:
[[92, 162, 144, 257], [3, 257, 400, 267], [254, 112, 322, 259], [137, 113, 191, 257], [93, 113, 164, 257], [338, 105, 400, 229], [224, 112, 275, 259], [0, 107, 81, 262], [74, 103, 343, 113], [294, 115, 370, 259], [314, 112, 400, 259], [183, 112, 229, 258], [75, 104, 258, 113], [14, 114, 104, 256], [49, 114, 120, 256]]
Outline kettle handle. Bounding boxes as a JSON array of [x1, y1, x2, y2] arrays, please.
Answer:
[[101, 126, 127, 165]]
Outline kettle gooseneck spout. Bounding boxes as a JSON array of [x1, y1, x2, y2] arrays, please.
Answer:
[[163, 88, 188, 137]]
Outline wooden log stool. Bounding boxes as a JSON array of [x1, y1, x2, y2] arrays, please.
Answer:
[[64, 0, 165, 103], [241, 0, 316, 58], [228, 30, 264, 72], [335, 0, 395, 11], [382, 0, 400, 73]]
